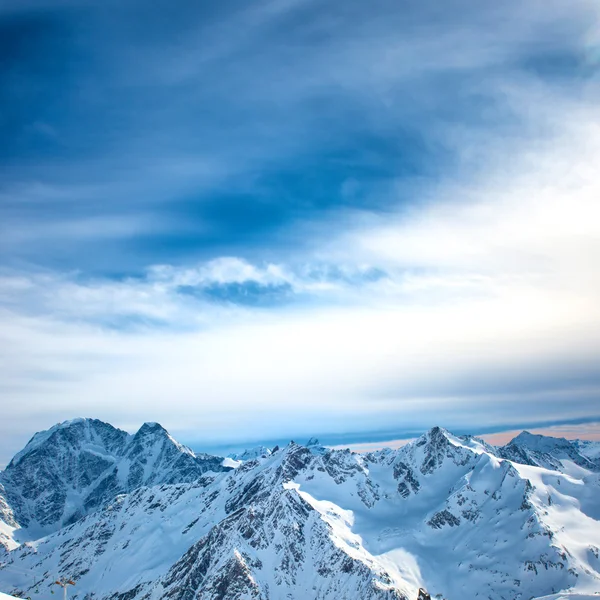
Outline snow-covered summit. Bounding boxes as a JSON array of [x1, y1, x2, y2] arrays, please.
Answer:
[[7, 418, 129, 469], [0, 422, 599, 600], [498, 430, 599, 475], [511, 430, 573, 453], [0, 418, 228, 536]]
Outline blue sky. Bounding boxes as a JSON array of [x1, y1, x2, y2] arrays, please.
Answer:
[[1, 0, 600, 461]]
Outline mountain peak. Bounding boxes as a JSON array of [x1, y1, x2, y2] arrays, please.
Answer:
[[0, 418, 227, 533], [416, 426, 451, 446], [499, 430, 599, 475], [8, 418, 126, 469], [408, 426, 477, 475], [1, 420, 600, 599], [510, 430, 571, 451], [429, 425, 448, 437], [511, 430, 538, 443], [49, 417, 114, 432], [136, 422, 169, 436]]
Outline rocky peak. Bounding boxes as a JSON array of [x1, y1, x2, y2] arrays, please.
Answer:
[[408, 426, 473, 475], [125, 422, 174, 461], [135, 421, 169, 437], [1, 422, 599, 600], [7, 418, 128, 470], [0, 418, 228, 533], [415, 426, 450, 448]]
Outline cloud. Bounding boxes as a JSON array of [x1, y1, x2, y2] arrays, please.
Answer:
[[1, 85, 600, 459], [2, 0, 598, 271], [1, 0, 600, 461], [1, 93, 600, 454]]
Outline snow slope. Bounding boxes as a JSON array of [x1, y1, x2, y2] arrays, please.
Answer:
[[498, 431, 600, 476], [0, 423, 599, 600]]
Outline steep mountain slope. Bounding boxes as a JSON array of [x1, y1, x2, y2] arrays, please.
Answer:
[[0, 446, 413, 600], [0, 424, 599, 600], [0, 419, 227, 539], [571, 439, 600, 466], [0, 484, 18, 552]]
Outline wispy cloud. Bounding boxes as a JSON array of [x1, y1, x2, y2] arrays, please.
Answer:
[[1, 0, 599, 460], [2, 0, 597, 268], [1, 94, 599, 454]]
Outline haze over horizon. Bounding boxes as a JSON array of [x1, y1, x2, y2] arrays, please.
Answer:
[[1, 0, 600, 464]]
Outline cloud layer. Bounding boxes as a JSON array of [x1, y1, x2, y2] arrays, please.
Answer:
[[1, 0, 599, 461]]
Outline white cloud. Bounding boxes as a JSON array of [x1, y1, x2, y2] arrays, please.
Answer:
[[2, 92, 600, 460], [148, 257, 293, 288], [2, 0, 600, 462]]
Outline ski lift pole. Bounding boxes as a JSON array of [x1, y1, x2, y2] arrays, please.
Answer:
[[53, 578, 75, 600]]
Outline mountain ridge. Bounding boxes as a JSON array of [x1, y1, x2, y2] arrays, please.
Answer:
[[0, 418, 229, 538], [0, 420, 599, 600]]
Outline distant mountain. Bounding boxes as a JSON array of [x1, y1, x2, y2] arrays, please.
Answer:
[[0, 418, 228, 538], [0, 421, 599, 600], [228, 445, 272, 461], [497, 430, 600, 475]]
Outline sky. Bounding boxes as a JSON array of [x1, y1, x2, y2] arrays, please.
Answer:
[[1, 0, 600, 463]]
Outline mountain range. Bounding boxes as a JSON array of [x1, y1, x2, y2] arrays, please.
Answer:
[[0, 419, 599, 600]]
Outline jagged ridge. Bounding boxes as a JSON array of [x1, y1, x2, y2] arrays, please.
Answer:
[[0, 418, 228, 536], [0, 422, 599, 600]]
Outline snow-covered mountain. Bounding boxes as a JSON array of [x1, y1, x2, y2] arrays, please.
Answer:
[[228, 446, 272, 462], [574, 439, 600, 464], [0, 418, 228, 539], [0, 421, 599, 600], [497, 431, 600, 476]]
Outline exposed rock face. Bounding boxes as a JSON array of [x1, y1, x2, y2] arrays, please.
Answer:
[[427, 509, 460, 529], [0, 418, 228, 534], [0, 422, 599, 600], [0, 484, 18, 528], [161, 488, 407, 600], [393, 461, 420, 498]]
